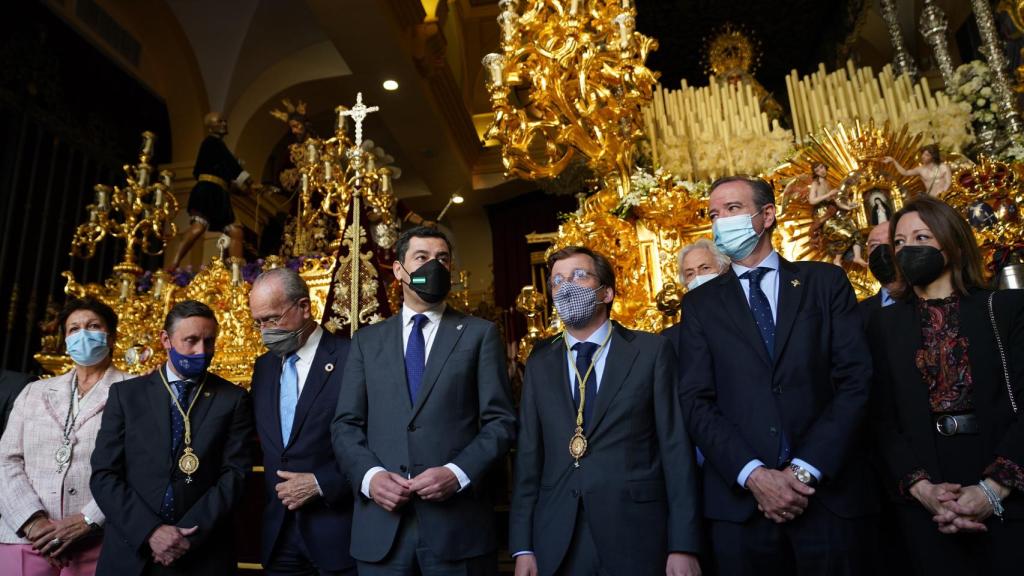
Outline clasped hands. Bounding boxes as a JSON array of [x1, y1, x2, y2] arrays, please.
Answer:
[[23, 513, 94, 568], [369, 467, 460, 512], [747, 466, 816, 524], [910, 478, 1010, 534]]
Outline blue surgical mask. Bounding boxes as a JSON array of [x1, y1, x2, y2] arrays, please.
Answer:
[[687, 273, 719, 291], [168, 346, 213, 380], [713, 210, 765, 261], [65, 330, 109, 366]]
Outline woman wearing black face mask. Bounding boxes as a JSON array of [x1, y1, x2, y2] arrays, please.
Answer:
[[868, 195, 1024, 574]]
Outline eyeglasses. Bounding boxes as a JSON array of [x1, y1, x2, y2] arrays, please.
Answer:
[[253, 300, 299, 329], [550, 268, 599, 288]]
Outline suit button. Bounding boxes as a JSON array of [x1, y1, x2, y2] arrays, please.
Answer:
[[768, 426, 778, 436], [570, 489, 579, 498], [407, 424, 417, 432], [67, 487, 77, 495], [400, 465, 408, 473]]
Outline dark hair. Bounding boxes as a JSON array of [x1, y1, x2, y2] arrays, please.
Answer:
[[708, 175, 777, 232], [546, 246, 617, 296], [889, 195, 985, 298], [396, 226, 452, 263], [920, 144, 941, 165], [59, 297, 118, 338], [164, 300, 217, 335]]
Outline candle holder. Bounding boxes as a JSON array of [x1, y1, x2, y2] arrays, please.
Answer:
[[69, 131, 178, 276]]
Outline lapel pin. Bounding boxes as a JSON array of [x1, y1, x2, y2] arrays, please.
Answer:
[[204, 391, 211, 397], [456, 324, 464, 331], [791, 279, 801, 287], [325, 363, 335, 373]]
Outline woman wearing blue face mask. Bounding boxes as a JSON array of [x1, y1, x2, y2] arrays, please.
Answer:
[[0, 297, 128, 575]]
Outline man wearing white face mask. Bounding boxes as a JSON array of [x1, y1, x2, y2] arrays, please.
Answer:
[[249, 268, 356, 575], [678, 176, 878, 575], [510, 246, 701, 576]]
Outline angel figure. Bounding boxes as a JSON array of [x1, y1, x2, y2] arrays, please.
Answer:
[[883, 143, 951, 197], [808, 162, 868, 268]]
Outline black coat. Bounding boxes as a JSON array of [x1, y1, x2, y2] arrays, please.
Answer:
[[90, 370, 253, 576], [251, 329, 354, 571], [509, 323, 701, 576], [0, 369, 32, 436], [679, 258, 878, 523], [868, 289, 1024, 517]]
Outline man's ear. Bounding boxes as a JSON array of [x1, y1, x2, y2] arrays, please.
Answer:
[[763, 204, 777, 230], [601, 286, 615, 305]]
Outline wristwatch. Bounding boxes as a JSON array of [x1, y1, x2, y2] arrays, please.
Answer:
[[789, 464, 817, 486], [82, 514, 99, 531]]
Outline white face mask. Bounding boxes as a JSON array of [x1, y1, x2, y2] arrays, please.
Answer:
[[686, 273, 719, 291]]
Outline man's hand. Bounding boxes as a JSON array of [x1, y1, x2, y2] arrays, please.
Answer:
[[908, 480, 961, 517], [275, 470, 320, 510], [666, 552, 702, 576], [148, 525, 198, 566], [514, 553, 539, 576], [38, 514, 93, 558], [747, 467, 814, 523], [369, 471, 413, 512], [409, 467, 460, 502]]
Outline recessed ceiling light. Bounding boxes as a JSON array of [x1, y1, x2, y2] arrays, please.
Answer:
[[382, 80, 399, 91]]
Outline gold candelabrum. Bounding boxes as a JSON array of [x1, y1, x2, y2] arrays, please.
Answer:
[[482, 0, 659, 198], [293, 93, 395, 336], [69, 131, 178, 276]]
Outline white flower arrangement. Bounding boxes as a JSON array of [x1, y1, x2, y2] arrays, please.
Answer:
[[952, 60, 999, 128]]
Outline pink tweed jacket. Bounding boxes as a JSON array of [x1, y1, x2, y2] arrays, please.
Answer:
[[0, 365, 129, 543]]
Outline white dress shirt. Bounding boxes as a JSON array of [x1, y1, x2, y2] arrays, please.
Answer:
[[731, 251, 821, 488], [563, 318, 612, 395], [361, 303, 471, 499], [294, 325, 324, 396]]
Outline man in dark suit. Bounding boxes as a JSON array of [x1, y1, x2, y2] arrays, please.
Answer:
[[859, 222, 902, 326], [90, 300, 253, 575], [332, 226, 516, 575], [0, 369, 33, 435], [510, 247, 702, 576], [249, 267, 355, 575], [679, 176, 877, 575]]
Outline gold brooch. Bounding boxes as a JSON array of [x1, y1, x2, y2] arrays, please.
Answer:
[[791, 279, 801, 287]]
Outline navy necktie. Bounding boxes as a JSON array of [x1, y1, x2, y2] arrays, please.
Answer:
[[161, 380, 195, 522], [739, 268, 790, 464], [740, 267, 776, 357], [572, 342, 599, 431], [405, 314, 429, 404]]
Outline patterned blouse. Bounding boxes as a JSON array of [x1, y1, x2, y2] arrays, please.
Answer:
[[900, 295, 1024, 496]]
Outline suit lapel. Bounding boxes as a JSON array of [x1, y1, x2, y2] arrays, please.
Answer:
[[147, 371, 173, 466], [382, 314, 414, 415], [410, 308, 467, 420], [285, 333, 336, 448], [258, 357, 285, 452], [542, 335, 576, 419], [717, 271, 772, 366], [588, 323, 638, 433], [772, 259, 806, 363], [186, 373, 217, 445]]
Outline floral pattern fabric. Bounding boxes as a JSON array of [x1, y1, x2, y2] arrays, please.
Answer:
[[915, 296, 974, 413]]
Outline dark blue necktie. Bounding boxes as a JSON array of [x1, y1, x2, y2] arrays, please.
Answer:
[[160, 380, 195, 522], [739, 268, 790, 464], [740, 267, 776, 357], [405, 314, 429, 404], [572, 342, 599, 431]]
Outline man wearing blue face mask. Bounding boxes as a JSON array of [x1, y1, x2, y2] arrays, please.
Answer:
[[90, 300, 254, 576], [678, 176, 878, 575]]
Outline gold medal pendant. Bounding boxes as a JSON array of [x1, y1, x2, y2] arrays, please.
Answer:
[[179, 447, 200, 482], [569, 426, 588, 466]]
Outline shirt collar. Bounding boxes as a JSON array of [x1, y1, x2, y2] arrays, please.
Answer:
[[294, 325, 323, 363], [402, 302, 446, 327], [731, 250, 780, 277], [565, 317, 612, 349], [164, 362, 190, 384], [880, 286, 895, 307]]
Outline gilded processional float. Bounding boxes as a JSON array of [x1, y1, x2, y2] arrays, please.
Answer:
[[34, 0, 1024, 379]]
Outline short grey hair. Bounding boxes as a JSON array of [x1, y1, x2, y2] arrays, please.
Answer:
[[677, 239, 731, 283], [252, 267, 310, 302]]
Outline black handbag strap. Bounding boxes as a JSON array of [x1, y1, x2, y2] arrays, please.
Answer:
[[988, 292, 1019, 415]]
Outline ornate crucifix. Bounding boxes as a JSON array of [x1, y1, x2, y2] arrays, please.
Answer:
[[336, 92, 379, 149]]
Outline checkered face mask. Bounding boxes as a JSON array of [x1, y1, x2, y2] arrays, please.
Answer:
[[553, 281, 602, 329]]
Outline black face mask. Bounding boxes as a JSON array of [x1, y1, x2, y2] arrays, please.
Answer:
[[897, 245, 946, 287], [402, 259, 451, 304], [868, 245, 898, 285]]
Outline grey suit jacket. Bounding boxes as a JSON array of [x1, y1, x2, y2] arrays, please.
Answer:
[[509, 322, 701, 576], [332, 307, 516, 563]]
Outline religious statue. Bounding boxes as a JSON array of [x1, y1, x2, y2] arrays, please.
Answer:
[[883, 144, 952, 197], [169, 112, 251, 269], [807, 162, 868, 268]]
